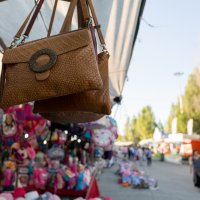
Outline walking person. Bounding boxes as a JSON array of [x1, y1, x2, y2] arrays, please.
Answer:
[[130, 146, 135, 161], [190, 150, 200, 191], [128, 146, 131, 160], [146, 148, 152, 166], [138, 146, 144, 169]]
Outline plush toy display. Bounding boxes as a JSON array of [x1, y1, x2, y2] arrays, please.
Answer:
[[2, 161, 16, 191], [33, 168, 49, 189], [66, 156, 78, 190], [0, 104, 117, 199], [35, 152, 47, 168], [10, 142, 36, 187], [117, 161, 158, 190], [76, 165, 86, 191], [47, 146, 64, 161], [2, 114, 18, 147]]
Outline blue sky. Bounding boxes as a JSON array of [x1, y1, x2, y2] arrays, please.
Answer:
[[112, 0, 200, 134]]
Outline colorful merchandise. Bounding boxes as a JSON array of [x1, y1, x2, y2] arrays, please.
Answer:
[[2, 113, 19, 147], [24, 191, 39, 200], [117, 161, 158, 190], [33, 168, 49, 189], [0, 102, 110, 198], [2, 161, 16, 191], [0, 193, 13, 200]]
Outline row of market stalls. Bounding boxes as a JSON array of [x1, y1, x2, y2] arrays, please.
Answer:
[[139, 128, 200, 163]]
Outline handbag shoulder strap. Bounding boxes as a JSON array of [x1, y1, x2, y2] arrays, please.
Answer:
[[78, 0, 106, 46], [61, 0, 107, 49], [60, 0, 90, 34], [47, 0, 59, 37], [79, 0, 90, 25], [15, 1, 39, 39], [60, 0, 78, 33], [87, 0, 105, 46], [12, 0, 45, 46], [9, 0, 40, 48], [23, 0, 45, 38], [47, 0, 90, 36]]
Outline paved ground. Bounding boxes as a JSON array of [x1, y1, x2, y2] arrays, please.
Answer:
[[98, 161, 200, 200]]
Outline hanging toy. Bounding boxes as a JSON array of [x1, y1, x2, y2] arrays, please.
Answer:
[[2, 160, 16, 191], [2, 113, 18, 147]]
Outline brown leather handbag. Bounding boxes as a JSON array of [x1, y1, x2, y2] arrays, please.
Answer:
[[33, 0, 111, 123], [41, 111, 104, 124], [0, 0, 102, 108]]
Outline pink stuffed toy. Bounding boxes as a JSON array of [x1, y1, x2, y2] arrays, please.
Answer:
[[2, 161, 16, 191], [27, 147, 35, 164], [120, 163, 131, 176], [33, 168, 48, 189], [3, 169, 15, 188]]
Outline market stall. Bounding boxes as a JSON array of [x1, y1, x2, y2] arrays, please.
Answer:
[[0, 104, 118, 199]]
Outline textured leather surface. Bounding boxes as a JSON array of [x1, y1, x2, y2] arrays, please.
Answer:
[[34, 52, 111, 115], [3, 29, 91, 63], [40, 111, 104, 123], [0, 29, 102, 108]]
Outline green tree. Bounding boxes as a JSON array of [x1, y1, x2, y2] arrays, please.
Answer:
[[157, 120, 164, 132], [117, 134, 125, 142], [134, 106, 156, 140], [183, 71, 200, 115], [129, 116, 140, 142], [165, 104, 175, 133], [166, 68, 200, 134], [124, 118, 134, 141], [176, 104, 188, 133], [183, 69, 200, 134], [166, 101, 188, 133]]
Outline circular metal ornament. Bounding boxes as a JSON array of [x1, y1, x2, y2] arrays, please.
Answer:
[[29, 48, 57, 73]]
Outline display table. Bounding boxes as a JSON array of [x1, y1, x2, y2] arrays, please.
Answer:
[[17, 178, 100, 199], [21, 186, 87, 197]]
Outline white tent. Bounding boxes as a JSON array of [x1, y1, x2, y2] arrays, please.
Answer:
[[0, 0, 145, 105]]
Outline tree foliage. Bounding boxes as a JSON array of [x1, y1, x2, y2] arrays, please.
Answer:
[[134, 106, 156, 140], [116, 134, 125, 142], [157, 120, 164, 132], [166, 68, 200, 134], [124, 118, 133, 141], [124, 106, 156, 141]]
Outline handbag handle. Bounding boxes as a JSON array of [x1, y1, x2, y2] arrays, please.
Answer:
[[22, 0, 45, 42], [46, 0, 90, 36], [22, 0, 59, 39], [9, 0, 45, 47], [61, 0, 91, 33], [9, 0, 40, 48], [87, 0, 106, 46], [61, 0, 106, 47], [47, 0, 59, 37], [53, 0, 90, 35], [60, 0, 79, 34]]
